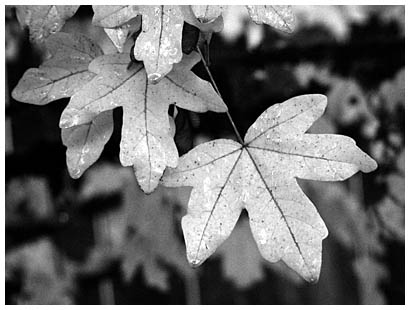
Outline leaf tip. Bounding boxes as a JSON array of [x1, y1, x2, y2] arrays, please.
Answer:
[[188, 258, 203, 269], [69, 168, 83, 179], [311, 93, 328, 109], [59, 116, 74, 129], [362, 156, 378, 173]]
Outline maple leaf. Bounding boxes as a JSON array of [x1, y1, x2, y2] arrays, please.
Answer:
[[162, 94, 377, 282], [59, 52, 227, 193], [12, 32, 102, 105], [15, 5, 79, 42], [133, 6, 185, 83], [246, 5, 296, 33]]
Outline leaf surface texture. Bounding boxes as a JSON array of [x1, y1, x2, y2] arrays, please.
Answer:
[[60, 52, 226, 193], [246, 5, 296, 33], [12, 32, 102, 105], [162, 94, 377, 282]]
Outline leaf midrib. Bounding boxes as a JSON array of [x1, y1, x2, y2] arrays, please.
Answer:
[[193, 148, 243, 264], [243, 146, 314, 280], [185, 140, 315, 278]]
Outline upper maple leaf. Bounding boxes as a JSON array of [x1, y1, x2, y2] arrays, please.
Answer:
[[161, 94, 377, 282], [59, 52, 227, 193]]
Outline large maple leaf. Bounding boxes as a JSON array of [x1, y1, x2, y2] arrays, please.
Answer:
[[162, 94, 377, 282], [59, 52, 226, 193]]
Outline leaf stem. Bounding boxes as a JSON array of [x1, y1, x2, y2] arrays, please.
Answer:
[[196, 46, 245, 145]]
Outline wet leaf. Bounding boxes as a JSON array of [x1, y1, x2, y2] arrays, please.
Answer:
[[61, 111, 114, 179], [12, 32, 102, 105], [104, 17, 142, 53], [246, 5, 296, 33], [15, 5, 79, 42], [162, 94, 377, 282], [92, 5, 139, 28], [59, 52, 227, 193], [104, 26, 129, 53], [134, 6, 184, 83]]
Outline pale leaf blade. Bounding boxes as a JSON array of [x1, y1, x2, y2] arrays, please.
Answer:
[[162, 52, 227, 113], [92, 5, 139, 28], [163, 94, 377, 281], [242, 155, 328, 282], [12, 32, 102, 105], [246, 5, 296, 33], [245, 94, 327, 142], [59, 54, 144, 127], [104, 27, 129, 53], [60, 52, 226, 193], [134, 5, 184, 83], [120, 98, 178, 193], [249, 134, 377, 181], [16, 5, 79, 42], [61, 110, 113, 178], [162, 139, 243, 265], [11, 68, 94, 105]]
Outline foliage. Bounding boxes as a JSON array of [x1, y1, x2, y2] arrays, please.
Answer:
[[10, 4, 379, 291]]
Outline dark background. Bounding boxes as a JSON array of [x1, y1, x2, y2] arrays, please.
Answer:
[[5, 5, 405, 305]]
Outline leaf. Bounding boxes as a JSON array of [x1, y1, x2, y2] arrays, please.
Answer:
[[61, 111, 114, 179], [103, 16, 142, 53], [59, 52, 227, 193], [92, 5, 139, 28], [104, 27, 129, 53], [12, 32, 103, 105], [15, 5, 79, 42], [134, 6, 184, 83], [162, 94, 377, 282], [246, 5, 296, 33]]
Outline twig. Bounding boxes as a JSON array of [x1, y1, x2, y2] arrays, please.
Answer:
[[196, 46, 245, 145]]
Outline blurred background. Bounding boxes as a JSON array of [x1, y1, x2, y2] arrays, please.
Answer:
[[5, 5, 404, 305]]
